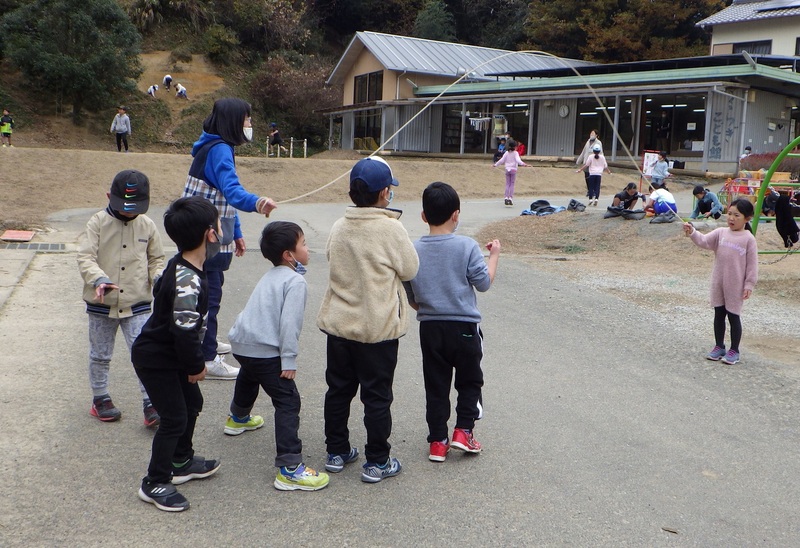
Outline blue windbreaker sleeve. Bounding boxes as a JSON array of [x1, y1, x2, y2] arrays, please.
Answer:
[[234, 212, 242, 240], [204, 145, 260, 213]]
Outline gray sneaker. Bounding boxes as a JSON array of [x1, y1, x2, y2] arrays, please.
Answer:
[[721, 350, 740, 365], [325, 447, 359, 472], [361, 457, 402, 483], [706, 345, 726, 361]]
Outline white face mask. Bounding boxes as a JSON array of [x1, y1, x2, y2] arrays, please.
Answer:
[[243, 127, 253, 142]]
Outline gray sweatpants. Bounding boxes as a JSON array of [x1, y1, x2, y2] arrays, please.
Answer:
[[87, 313, 149, 400]]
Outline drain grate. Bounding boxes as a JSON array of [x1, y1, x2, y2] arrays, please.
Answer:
[[0, 242, 67, 251]]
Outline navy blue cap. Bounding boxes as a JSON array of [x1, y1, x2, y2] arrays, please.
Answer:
[[350, 157, 399, 192]]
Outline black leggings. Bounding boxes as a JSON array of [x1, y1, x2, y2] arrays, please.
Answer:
[[714, 306, 742, 351]]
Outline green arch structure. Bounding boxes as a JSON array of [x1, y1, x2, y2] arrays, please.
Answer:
[[751, 136, 800, 254]]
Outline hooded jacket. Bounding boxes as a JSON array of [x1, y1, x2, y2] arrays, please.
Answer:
[[182, 131, 261, 251], [317, 207, 419, 344]]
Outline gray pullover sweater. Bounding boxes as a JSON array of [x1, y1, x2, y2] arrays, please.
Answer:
[[228, 265, 307, 370]]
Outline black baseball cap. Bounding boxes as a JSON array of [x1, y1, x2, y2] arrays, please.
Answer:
[[109, 169, 150, 214]]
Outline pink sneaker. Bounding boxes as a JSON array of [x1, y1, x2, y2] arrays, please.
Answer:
[[429, 440, 450, 462], [451, 428, 481, 453]]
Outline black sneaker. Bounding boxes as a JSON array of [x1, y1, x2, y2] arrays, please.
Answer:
[[138, 479, 189, 512], [171, 455, 221, 485], [90, 396, 121, 422]]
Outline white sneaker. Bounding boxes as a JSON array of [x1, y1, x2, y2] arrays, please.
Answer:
[[205, 355, 239, 380], [216, 340, 231, 354]]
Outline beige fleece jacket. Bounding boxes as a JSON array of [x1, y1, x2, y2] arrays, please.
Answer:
[[317, 207, 419, 343]]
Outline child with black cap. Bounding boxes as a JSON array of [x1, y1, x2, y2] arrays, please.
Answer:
[[77, 169, 165, 426], [317, 156, 419, 483]]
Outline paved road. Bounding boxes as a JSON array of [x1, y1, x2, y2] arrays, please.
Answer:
[[2, 195, 799, 546]]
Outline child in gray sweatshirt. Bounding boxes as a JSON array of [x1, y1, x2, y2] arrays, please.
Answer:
[[224, 221, 329, 491]]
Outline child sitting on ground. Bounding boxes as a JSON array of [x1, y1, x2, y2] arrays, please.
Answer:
[[404, 182, 501, 462], [224, 221, 329, 491], [77, 169, 164, 427], [132, 196, 223, 512]]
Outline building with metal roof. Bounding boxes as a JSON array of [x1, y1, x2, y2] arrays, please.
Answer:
[[697, 0, 800, 57], [323, 31, 800, 174]]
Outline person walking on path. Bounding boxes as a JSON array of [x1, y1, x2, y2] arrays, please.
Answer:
[[576, 144, 611, 206], [224, 221, 329, 492], [404, 182, 501, 463], [493, 138, 530, 206], [576, 129, 602, 198], [181, 97, 277, 380], [110, 106, 131, 152], [683, 198, 758, 365], [77, 169, 165, 427]]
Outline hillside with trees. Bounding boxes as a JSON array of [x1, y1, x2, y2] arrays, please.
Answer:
[[0, 0, 730, 153]]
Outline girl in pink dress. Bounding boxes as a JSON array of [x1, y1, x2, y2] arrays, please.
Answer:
[[683, 198, 758, 365]]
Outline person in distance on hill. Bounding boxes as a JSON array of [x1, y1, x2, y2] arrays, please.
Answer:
[[163, 74, 172, 92], [147, 84, 158, 98], [110, 106, 131, 153], [1, 108, 15, 147]]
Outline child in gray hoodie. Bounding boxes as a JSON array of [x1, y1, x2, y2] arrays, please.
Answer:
[[224, 221, 329, 492]]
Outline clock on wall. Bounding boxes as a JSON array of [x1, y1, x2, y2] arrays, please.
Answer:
[[559, 104, 570, 118]]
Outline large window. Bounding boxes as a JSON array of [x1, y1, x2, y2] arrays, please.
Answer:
[[575, 96, 614, 154], [733, 40, 772, 55], [353, 71, 383, 104], [644, 94, 707, 156], [354, 108, 381, 150]]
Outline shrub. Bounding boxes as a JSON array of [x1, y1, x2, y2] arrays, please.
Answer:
[[739, 152, 800, 175], [204, 24, 239, 65], [170, 46, 193, 64]]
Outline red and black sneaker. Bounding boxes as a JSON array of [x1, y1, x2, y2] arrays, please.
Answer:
[[451, 428, 481, 453], [90, 396, 121, 422]]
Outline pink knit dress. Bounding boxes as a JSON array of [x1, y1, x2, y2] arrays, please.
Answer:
[[690, 227, 758, 315]]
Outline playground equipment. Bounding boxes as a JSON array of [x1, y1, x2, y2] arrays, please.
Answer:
[[751, 136, 800, 255]]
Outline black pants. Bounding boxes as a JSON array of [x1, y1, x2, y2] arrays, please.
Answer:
[[115, 132, 128, 152], [698, 200, 721, 219], [135, 367, 203, 483], [230, 355, 302, 468], [420, 321, 484, 442], [324, 335, 398, 464]]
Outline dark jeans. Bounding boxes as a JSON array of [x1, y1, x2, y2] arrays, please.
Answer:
[[324, 335, 398, 464], [115, 133, 128, 152], [230, 355, 302, 468], [583, 169, 590, 196], [202, 252, 232, 361], [419, 321, 484, 442], [135, 367, 203, 484]]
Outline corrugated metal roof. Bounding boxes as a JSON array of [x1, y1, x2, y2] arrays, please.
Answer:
[[326, 31, 594, 86], [697, 0, 800, 26]]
